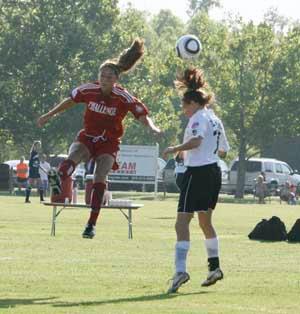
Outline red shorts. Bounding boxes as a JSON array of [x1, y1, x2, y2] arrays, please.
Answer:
[[76, 129, 120, 170]]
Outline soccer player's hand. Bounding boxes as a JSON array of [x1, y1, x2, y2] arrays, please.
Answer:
[[37, 114, 51, 127], [218, 150, 227, 159], [162, 146, 175, 159], [153, 128, 164, 139]]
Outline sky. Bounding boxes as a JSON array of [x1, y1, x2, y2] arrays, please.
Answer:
[[118, 0, 300, 23]]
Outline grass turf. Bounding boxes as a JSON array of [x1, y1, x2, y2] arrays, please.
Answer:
[[0, 194, 300, 314]]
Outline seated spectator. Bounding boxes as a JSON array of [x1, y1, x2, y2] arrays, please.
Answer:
[[280, 181, 297, 205]]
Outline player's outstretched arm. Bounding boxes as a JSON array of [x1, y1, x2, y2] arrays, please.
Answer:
[[162, 137, 202, 159], [37, 97, 76, 127], [138, 115, 161, 135]]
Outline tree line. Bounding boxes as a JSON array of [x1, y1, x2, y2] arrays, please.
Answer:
[[0, 0, 299, 197]]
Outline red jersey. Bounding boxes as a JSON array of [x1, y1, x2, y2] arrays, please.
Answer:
[[70, 82, 149, 141]]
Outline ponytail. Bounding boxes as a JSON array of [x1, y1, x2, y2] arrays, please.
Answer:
[[100, 38, 144, 75], [174, 67, 213, 106]]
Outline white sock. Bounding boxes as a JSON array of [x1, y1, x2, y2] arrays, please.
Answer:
[[175, 241, 190, 273], [204, 237, 219, 258]]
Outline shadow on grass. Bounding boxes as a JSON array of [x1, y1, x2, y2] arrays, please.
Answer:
[[249, 239, 300, 244], [249, 239, 286, 243], [151, 217, 175, 220], [53, 291, 211, 308], [0, 297, 58, 308]]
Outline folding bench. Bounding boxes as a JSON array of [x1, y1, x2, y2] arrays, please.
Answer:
[[43, 202, 143, 239]]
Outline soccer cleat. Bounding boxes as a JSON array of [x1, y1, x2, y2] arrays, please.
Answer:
[[82, 224, 96, 239], [25, 200, 31, 203], [201, 268, 223, 287], [48, 168, 61, 195], [167, 272, 190, 294]]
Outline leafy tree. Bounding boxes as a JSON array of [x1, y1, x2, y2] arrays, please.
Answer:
[[1, 0, 300, 187], [117, 8, 183, 154], [0, 0, 119, 156], [187, 0, 221, 17], [217, 21, 279, 197], [260, 26, 300, 146], [187, 12, 300, 197], [151, 9, 183, 37]]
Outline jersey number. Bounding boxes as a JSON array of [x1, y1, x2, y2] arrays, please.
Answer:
[[213, 130, 221, 154]]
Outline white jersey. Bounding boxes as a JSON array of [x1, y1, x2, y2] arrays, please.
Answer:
[[207, 109, 230, 153], [39, 161, 51, 181], [183, 108, 229, 167]]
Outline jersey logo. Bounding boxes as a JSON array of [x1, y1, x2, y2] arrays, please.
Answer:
[[88, 101, 117, 116], [191, 122, 199, 129]]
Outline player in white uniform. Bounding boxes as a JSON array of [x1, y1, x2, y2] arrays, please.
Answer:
[[163, 67, 229, 293]]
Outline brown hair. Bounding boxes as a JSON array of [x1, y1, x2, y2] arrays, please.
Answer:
[[30, 140, 41, 153], [99, 38, 144, 76], [174, 67, 213, 106]]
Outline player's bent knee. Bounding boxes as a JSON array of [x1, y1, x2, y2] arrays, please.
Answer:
[[68, 142, 90, 163], [94, 154, 115, 178]]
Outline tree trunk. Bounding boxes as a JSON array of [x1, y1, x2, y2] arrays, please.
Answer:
[[235, 141, 247, 198], [235, 105, 247, 198]]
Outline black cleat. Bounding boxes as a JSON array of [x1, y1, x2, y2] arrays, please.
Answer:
[[82, 224, 96, 239], [201, 268, 224, 287]]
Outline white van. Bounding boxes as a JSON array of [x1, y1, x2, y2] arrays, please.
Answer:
[[226, 158, 300, 193], [163, 158, 229, 193]]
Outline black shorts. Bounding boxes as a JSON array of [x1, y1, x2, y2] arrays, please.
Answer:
[[178, 163, 221, 213], [175, 173, 185, 191], [29, 169, 40, 179]]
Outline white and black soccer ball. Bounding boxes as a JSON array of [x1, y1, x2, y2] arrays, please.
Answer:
[[175, 34, 202, 60]]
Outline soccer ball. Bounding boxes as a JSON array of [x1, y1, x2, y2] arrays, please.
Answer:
[[175, 34, 202, 60]]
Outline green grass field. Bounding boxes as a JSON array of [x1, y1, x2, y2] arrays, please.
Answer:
[[1, 193, 300, 314]]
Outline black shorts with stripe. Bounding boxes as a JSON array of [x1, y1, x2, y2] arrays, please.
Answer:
[[177, 163, 221, 213], [29, 168, 40, 179]]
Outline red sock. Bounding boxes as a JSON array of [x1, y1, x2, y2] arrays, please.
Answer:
[[88, 182, 106, 225], [88, 211, 100, 226]]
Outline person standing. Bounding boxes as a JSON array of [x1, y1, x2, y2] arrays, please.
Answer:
[[39, 154, 51, 197], [16, 156, 28, 191], [163, 67, 229, 293], [254, 174, 267, 204], [25, 141, 44, 203], [37, 38, 161, 238]]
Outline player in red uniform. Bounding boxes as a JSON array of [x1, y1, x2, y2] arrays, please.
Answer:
[[38, 38, 161, 238]]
